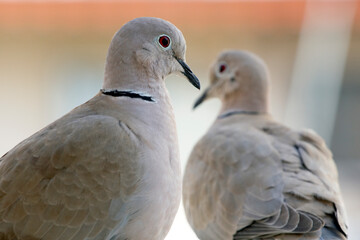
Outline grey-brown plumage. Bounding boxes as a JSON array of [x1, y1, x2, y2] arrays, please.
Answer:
[[183, 50, 347, 240], [0, 17, 200, 240]]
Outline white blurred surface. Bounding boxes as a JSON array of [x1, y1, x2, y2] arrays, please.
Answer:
[[285, 1, 356, 144]]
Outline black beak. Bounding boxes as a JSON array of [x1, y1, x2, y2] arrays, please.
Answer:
[[176, 58, 200, 90], [193, 88, 209, 109]]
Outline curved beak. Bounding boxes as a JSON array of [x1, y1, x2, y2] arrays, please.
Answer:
[[176, 57, 200, 90], [193, 87, 209, 109]]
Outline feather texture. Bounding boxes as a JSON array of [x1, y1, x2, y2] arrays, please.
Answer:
[[183, 50, 347, 240]]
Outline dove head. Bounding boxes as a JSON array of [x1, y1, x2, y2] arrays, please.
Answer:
[[194, 50, 269, 113], [103, 17, 200, 92]]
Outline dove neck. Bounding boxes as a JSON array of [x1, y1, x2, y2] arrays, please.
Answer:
[[220, 89, 269, 115], [103, 55, 166, 100]]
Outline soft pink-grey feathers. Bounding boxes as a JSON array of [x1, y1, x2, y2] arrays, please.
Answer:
[[183, 50, 348, 240]]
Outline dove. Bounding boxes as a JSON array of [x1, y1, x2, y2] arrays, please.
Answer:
[[0, 17, 200, 240], [183, 50, 347, 240]]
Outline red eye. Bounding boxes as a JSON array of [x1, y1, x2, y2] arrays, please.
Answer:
[[219, 64, 226, 73], [159, 35, 171, 48]]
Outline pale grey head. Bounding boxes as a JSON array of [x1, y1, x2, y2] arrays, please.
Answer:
[[103, 17, 200, 91], [194, 50, 269, 113]]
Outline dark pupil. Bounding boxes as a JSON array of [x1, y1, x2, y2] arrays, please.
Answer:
[[220, 65, 226, 72], [160, 37, 169, 47]]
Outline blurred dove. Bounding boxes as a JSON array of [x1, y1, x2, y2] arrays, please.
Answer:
[[183, 50, 347, 240], [0, 17, 200, 240]]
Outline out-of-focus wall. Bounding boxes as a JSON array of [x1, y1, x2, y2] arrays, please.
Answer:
[[0, 1, 359, 239]]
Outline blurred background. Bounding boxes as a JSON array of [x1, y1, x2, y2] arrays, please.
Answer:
[[0, 0, 359, 239]]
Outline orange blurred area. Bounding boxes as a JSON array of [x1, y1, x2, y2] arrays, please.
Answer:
[[1, 1, 359, 36], [0, 1, 313, 32]]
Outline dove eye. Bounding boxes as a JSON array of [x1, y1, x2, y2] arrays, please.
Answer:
[[219, 64, 227, 73], [158, 35, 171, 49]]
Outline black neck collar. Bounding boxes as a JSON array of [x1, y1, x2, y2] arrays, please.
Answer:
[[101, 89, 154, 102], [218, 110, 260, 119]]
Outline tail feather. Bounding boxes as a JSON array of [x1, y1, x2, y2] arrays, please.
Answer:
[[321, 226, 347, 240]]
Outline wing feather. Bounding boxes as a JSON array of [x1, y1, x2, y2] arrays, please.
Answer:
[[0, 112, 141, 239], [183, 118, 339, 240]]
